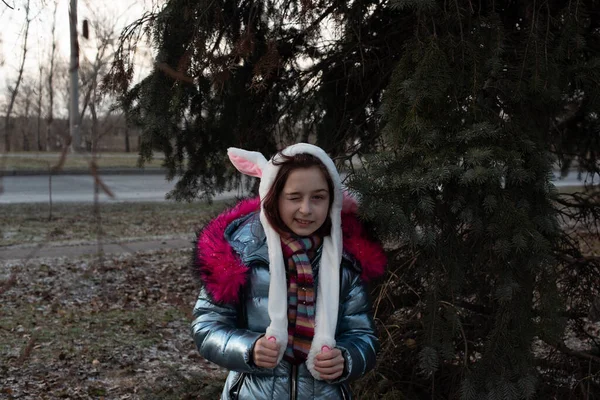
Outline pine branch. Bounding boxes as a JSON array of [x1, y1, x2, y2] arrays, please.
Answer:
[[453, 0, 465, 65], [457, 301, 493, 315], [457, 300, 590, 321], [552, 340, 600, 364], [156, 62, 195, 84], [558, 253, 600, 265], [556, 193, 600, 210]]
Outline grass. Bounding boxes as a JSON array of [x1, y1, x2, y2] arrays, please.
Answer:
[[0, 201, 230, 247], [0, 197, 234, 399], [0, 199, 235, 397], [0, 152, 165, 171], [1, 303, 166, 361], [0, 249, 227, 399]]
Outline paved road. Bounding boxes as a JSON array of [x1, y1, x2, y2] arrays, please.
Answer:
[[551, 170, 596, 187], [0, 174, 248, 203], [0, 170, 592, 204]]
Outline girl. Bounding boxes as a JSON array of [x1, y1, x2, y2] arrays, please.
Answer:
[[191, 143, 386, 399]]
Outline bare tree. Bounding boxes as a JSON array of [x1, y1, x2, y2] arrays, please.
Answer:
[[36, 63, 43, 151], [16, 78, 35, 151], [45, 0, 58, 152], [4, 0, 31, 152], [69, 0, 81, 152], [78, 13, 122, 152], [79, 26, 109, 150]]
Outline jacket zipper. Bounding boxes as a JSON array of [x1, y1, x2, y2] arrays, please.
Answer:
[[291, 364, 297, 400]]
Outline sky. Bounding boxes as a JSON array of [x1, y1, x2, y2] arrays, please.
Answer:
[[0, 0, 159, 114]]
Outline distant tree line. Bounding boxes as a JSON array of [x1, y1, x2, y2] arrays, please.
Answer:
[[1, 0, 148, 153]]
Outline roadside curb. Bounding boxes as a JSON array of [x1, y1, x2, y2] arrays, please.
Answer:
[[0, 168, 167, 176]]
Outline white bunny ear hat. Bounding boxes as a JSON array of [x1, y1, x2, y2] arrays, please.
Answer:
[[228, 143, 343, 380]]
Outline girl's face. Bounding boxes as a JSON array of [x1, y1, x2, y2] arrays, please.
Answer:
[[277, 166, 330, 237]]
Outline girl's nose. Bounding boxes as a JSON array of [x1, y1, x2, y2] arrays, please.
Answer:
[[299, 198, 311, 214]]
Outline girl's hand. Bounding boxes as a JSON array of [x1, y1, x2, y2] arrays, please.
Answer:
[[252, 336, 280, 368], [314, 347, 345, 380]]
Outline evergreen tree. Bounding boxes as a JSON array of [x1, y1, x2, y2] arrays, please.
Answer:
[[105, 0, 410, 200], [106, 0, 600, 397], [348, 0, 600, 398]]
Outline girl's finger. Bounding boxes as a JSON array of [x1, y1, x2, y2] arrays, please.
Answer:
[[256, 360, 277, 368], [260, 347, 279, 357], [317, 366, 344, 379], [257, 352, 278, 362], [260, 336, 279, 351], [315, 355, 344, 368], [315, 348, 341, 361], [314, 362, 344, 373], [262, 340, 280, 351], [316, 371, 343, 380], [256, 356, 277, 366]]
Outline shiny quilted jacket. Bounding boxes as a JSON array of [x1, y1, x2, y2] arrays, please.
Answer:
[[191, 199, 386, 400]]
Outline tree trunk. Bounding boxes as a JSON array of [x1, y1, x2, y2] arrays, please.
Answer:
[[69, 0, 81, 152], [37, 65, 44, 151], [4, 118, 11, 152], [125, 126, 130, 153], [23, 96, 32, 151], [90, 95, 98, 153], [46, 1, 58, 152], [23, 132, 30, 151]]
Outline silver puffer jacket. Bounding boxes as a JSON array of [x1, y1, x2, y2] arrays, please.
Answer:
[[191, 198, 386, 400]]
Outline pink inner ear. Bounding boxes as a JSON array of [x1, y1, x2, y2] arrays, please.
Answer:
[[229, 155, 263, 178]]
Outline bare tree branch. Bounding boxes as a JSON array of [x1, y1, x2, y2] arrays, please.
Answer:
[[2, 0, 14, 10], [4, 0, 31, 152]]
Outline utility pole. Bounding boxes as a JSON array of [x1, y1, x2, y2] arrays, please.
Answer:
[[69, 0, 81, 152]]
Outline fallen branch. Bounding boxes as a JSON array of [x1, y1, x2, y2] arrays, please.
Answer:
[[16, 333, 37, 366]]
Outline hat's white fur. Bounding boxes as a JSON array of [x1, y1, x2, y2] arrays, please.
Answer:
[[227, 143, 342, 380]]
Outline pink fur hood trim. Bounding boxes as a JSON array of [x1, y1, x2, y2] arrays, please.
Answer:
[[194, 197, 386, 304]]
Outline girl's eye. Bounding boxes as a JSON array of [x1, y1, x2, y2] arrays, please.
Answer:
[[312, 195, 325, 200]]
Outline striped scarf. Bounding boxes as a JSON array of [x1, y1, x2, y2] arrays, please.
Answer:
[[281, 234, 322, 364]]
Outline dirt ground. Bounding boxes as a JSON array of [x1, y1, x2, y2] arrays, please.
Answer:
[[0, 248, 228, 400]]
